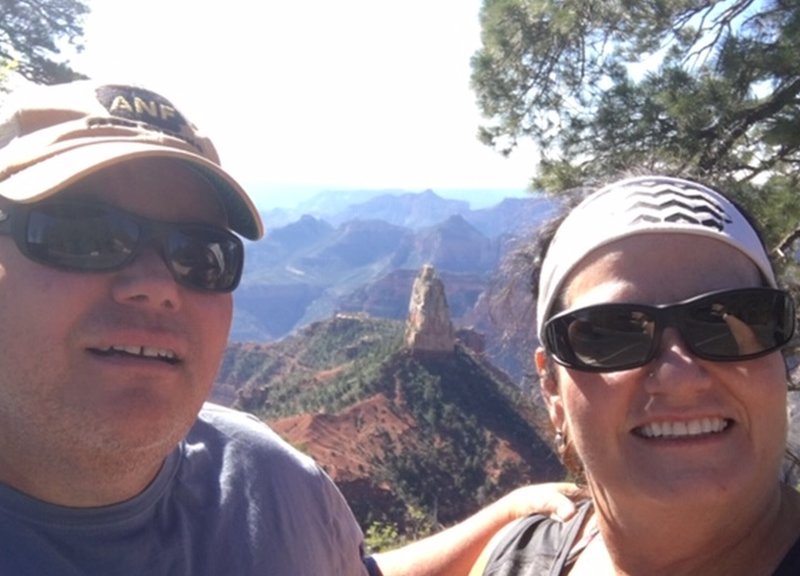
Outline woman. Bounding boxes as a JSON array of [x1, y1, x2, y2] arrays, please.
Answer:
[[471, 175, 800, 575]]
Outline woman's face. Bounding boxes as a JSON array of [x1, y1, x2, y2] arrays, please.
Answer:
[[539, 233, 788, 513]]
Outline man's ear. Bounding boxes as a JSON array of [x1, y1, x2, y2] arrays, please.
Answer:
[[536, 348, 565, 432]]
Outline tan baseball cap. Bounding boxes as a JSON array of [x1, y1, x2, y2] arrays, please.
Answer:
[[0, 81, 263, 239]]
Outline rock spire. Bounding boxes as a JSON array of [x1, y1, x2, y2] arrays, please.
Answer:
[[405, 264, 455, 353]]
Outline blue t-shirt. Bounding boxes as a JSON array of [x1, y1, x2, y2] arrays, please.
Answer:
[[0, 404, 369, 575]]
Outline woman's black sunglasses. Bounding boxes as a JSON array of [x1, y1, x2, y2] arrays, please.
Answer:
[[0, 201, 244, 293], [542, 287, 795, 372]]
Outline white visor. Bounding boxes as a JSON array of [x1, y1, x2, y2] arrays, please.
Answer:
[[536, 176, 776, 342]]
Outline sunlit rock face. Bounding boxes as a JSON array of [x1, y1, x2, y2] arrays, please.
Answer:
[[405, 264, 455, 354]]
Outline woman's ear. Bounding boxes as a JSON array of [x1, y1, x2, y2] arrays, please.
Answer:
[[536, 348, 565, 432]]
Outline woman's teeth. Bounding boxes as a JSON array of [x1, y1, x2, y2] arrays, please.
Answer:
[[636, 418, 729, 439]]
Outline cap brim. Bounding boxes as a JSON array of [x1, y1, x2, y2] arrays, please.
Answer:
[[0, 141, 264, 240]]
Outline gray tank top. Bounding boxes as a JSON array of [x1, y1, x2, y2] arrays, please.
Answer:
[[482, 501, 592, 575]]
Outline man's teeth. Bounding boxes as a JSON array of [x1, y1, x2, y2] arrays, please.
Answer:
[[101, 345, 177, 361], [637, 418, 729, 439]]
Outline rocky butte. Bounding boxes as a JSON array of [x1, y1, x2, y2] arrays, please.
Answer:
[[404, 264, 455, 354]]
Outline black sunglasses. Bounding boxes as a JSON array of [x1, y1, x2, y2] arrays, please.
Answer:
[[0, 201, 244, 293], [542, 287, 795, 372]]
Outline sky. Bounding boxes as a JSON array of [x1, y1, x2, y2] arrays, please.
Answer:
[[67, 0, 538, 208]]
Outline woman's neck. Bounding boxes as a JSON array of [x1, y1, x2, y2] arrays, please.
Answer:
[[572, 484, 800, 576]]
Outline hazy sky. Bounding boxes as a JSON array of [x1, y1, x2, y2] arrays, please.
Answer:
[[70, 0, 537, 206]]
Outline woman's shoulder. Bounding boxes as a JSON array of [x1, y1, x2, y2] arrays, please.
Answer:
[[475, 500, 593, 576], [773, 535, 800, 575]]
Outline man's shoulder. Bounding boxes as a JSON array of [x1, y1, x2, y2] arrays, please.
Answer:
[[196, 402, 273, 433], [180, 403, 354, 528], [185, 402, 320, 475], [192, 402, 301, 450]]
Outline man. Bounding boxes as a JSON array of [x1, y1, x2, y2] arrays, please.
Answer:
[[0, 81, 575, 575]]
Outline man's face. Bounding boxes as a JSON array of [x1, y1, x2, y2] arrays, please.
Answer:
[[0, 158, 233, 501]]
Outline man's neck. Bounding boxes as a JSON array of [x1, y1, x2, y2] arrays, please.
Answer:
[[0, 440, 172, 507]]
